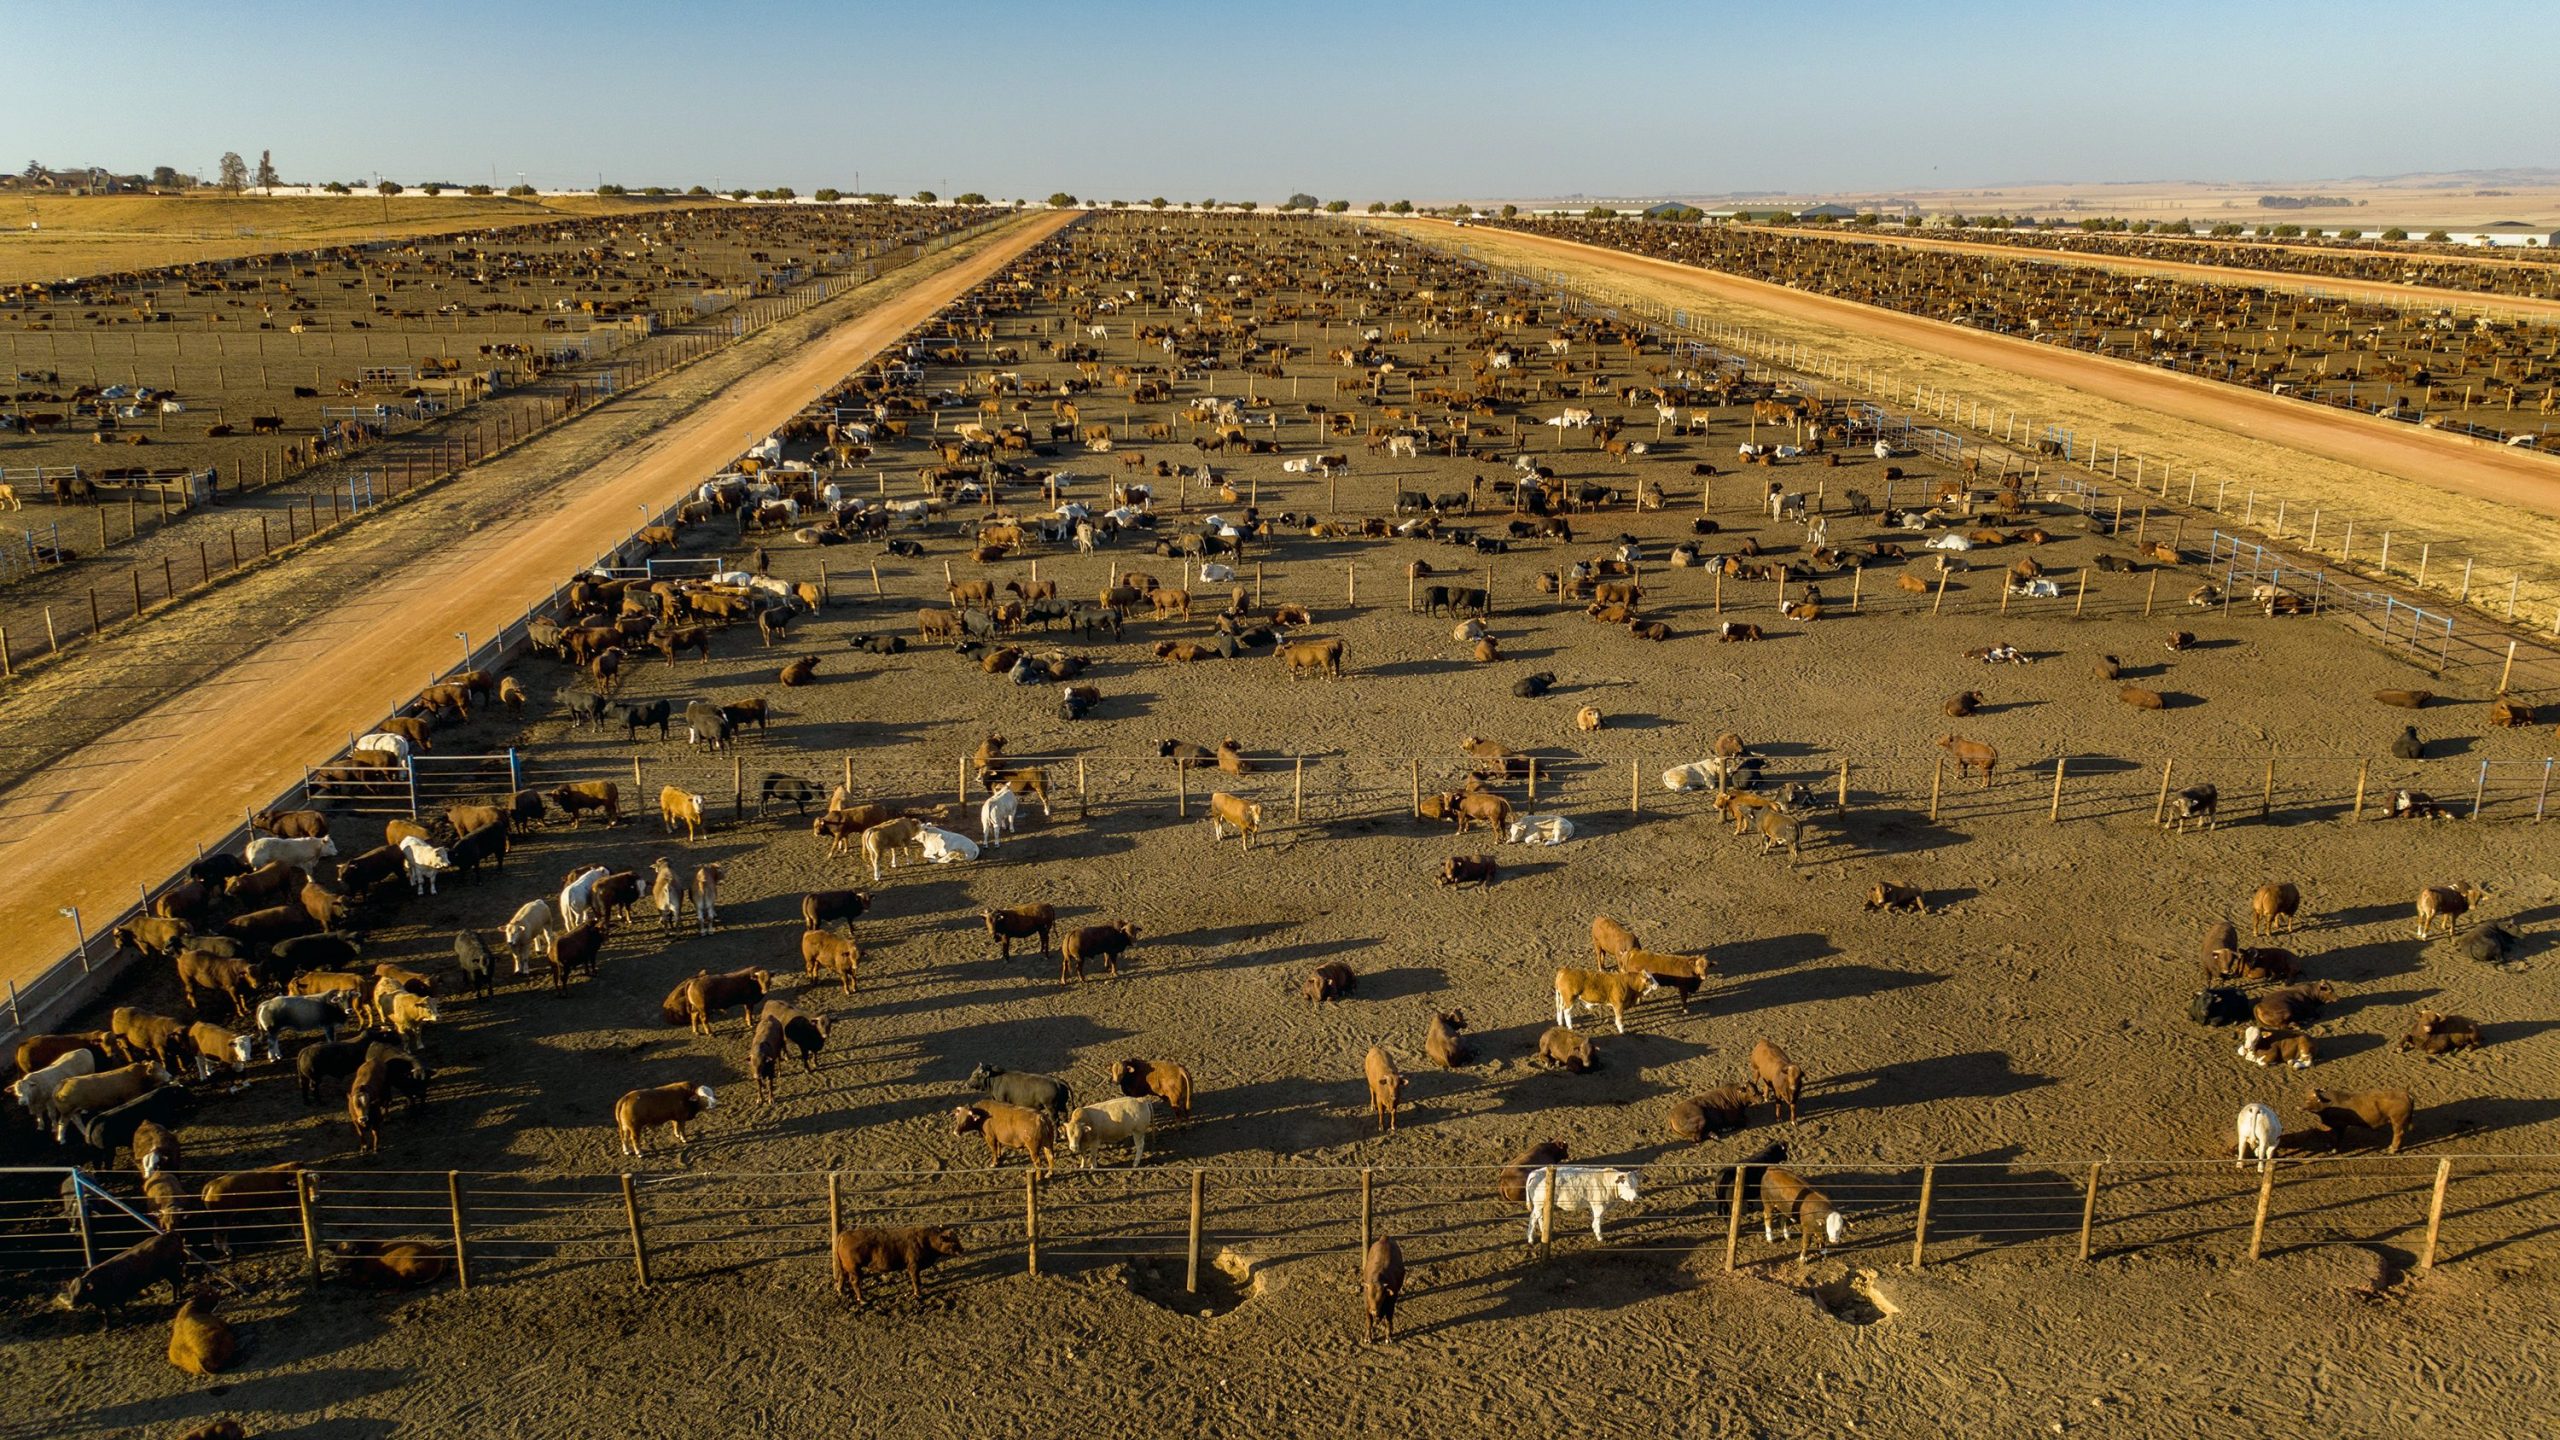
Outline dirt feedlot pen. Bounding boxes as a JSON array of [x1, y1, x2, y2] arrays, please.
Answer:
[[4, 218, 2555, 1313]]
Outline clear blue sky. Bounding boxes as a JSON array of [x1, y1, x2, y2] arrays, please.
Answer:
[[6, 0, 2553, 200]]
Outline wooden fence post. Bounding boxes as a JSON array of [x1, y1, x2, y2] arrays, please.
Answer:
[[623, 1174, 652, 1286], [1911, 1164, 1936, 1268], [1538, 1165, 1558, 1245], [2073, 569, 2088, 616], [298, 1171, 321, 1278], [1293, 756, 1305, 822], [2419, 1158, 2452, 1270], [2248, 1160, 2276, 1260], [1850, 567, 1862, 611], [1188, 1170, 1205, 1294], [2260, 752, 2276, 819], [1077, 757, 1089, 820], [2077, 1161, 2103, 1261], [2352, 759, 2369, 822], [1177, 762, 1188, 817], [1024, 1166, 1040, 1276], [1409, 760, 1420, 817], [1929, 757, 1945, 822], [1360, 1168, 1374, 1255], [1836, 759, 1850, 808], [1723, 1166, 1747, 1270], [2049, 758, 2067, 822], [2144, 569, 2159, 617], [1629, 758, 1640, 813], [446, 1171, 471, 1289], [1931, 568, 1950, 615]]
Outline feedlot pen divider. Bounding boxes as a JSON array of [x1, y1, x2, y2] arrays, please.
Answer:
[[6, 1155, 2551, 1289]]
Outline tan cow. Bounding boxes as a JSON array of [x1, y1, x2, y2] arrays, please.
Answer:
[[1278, 637, 1347, 680], [1209, 793, 1262, 849], [658, 786, 707, 841]]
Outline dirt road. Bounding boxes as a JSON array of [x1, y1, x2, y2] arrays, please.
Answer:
[[1412, 220, 2560, 520], [0, 210, 1070, 990], [1748, 223, 2560, 317]]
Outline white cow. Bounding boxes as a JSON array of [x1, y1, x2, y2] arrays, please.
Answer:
[[354, 732, 413, 761], [1198, 562, 1236, 584], [2236, 1102, 2283, 1172], [559, 866, 611, 930], [245, 835, 338, 870], [1873, 440, 1892, 460], [1386, 434, 1419, 458], [502, 899, 558, 973], [400, 836, 457, 895], [979, 788, 1020, 846], [1524, 1165, 1641, 1243], [13, 1050, 97, 1130], [1926, 532, 1974, 552], [918, 826, 980, 865], [1505, 814, 1575, 846]]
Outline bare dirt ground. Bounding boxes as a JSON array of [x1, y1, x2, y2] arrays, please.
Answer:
[[1411, 220, 2560, 617], [0, 216, 2551, 1439], [0, 213, 1066, 991]]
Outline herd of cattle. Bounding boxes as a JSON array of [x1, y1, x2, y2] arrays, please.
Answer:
[[9, 215, 2541, 1356], [1485, 215, 2560, 438]]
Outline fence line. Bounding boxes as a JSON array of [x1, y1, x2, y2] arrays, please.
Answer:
[[12, 1154, 2557, 1291]]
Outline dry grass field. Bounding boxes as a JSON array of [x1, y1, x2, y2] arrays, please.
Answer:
[[0, 215, 2552, 1437], [0, 193, 709, 285]]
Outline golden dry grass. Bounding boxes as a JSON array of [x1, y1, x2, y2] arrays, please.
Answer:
[[0, 192, 709, 284]]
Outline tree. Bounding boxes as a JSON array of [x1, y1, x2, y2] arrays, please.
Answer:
[[254, 150, 279, 192], [596, 183, 626, 196], [687, 185, 712, 196], [729, 188, 750, 200], [2209, 222, 2241, 236], [1366, 201, 1386, 214], [1388, 199, 1412, 214], [1323, 200, 1349, 214], [21, 159, 40, 183], [419, 182, 444, 195], [505, 183, 536, 197], [465, 183, 493, 196], [217, 151, 248, 192], [324, 180, 352, 194], [1237, 199, 1257, 211], [1284, 192, 1318, 211], [912, 190, 937, 204], [1199, 197, 1217, 210], [376, 179, 403, 196], [150, 165, 182, 189], [1499, 204, 1518, 219], [2425, 229, 2449, 242], [771, 186, 795, 200], [1047, 191, 1076, 207], [1149, 196, 1169, 210], [2381, 227, 2407, 241], [2336, 228, 2362, 241], [954, 191, 986, 205], [814, 188, 842, 203], [1109, 198, 1128, 209]]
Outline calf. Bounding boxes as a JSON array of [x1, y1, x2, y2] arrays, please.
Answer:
[[952, 1100, 1056, 1174], [1060, 921, 1137, 983], [1063, 1095, 1158, 1167], [2166, 784, 2220, 832], [982, 903, 1056, 958], [1620, 949, 1714, 1009], [549, 780, 621, 825], [2396, 1010, 2482, 1057], [57, 1231, 187, 1319], [665, 967, 771, 1035], [1425, 1010, 1470, 1067], [1667, 1087, 1757, 1143], [1536, 1026, 1596, 1072], [1363, 1046, 1408, 1133], [1759, 1167, 1848, 1257], [2415, 882, 2486, 940], [967, 1064, 1070, 1121], [1304, 961, 1356, 1005], [2237, 1024, 2316, 1069], [1208, 792, 1263, 848], [2253, 981, 2339, 1031], [1437, 854, 1498, 888], [2250, 882, 2302, 937], [1523, 1165, 1640, 1244], [1110, 1058, 1192, 1121], [1864, 882, 1927, 914], [2302, 1087, 2414, 1154], [801, 929, 861, 992], [1498, 1141, 1571, 1205], [614, 1082, 717, 1156], [832, 1226, 964, 1306], [1750, 1038, 1805, 1120], [1362, 1236, 1406, 1342], [1934, 733, 1997, 787], [1553, 968, 1658, 1033]]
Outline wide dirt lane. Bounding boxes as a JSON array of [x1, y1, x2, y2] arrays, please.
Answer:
[[0, 211, 1071, 989], [1411, 220, 2560, 520]]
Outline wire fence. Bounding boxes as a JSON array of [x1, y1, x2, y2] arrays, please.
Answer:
[[10, 1154, 2557, 1293]]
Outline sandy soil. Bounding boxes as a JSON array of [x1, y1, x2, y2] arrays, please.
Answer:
[[0, 214, 2552, 1440], [0, 213, 1067, 994], [1407, 220, 2560, 624]]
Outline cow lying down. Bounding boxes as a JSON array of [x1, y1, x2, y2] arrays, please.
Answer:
[[1505, 814, 1575, 846]]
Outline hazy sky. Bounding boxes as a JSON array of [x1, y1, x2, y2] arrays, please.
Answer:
[[7, 0, 2555, 200]]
